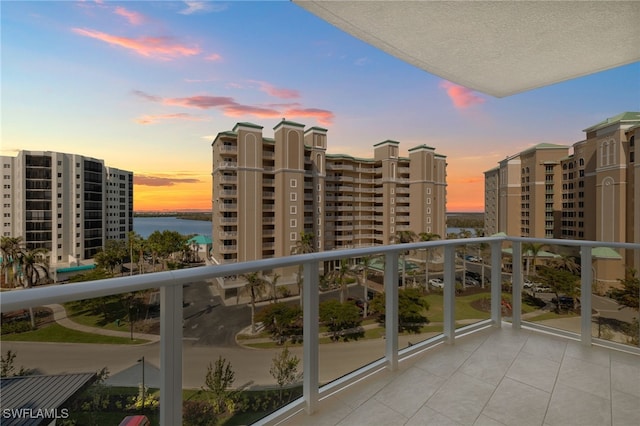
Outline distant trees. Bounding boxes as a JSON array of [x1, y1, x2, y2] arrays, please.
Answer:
[[269, 346, 301, 404], [291, 232, 315, 306], [256, 303, 302, 344], [319, 299, 363, 342], [241, 272, 267, 334], [370, 288, 430, 333], [611, 268, 639, 310], [536, 266, 580, 313], [94, 239, 128, 275]]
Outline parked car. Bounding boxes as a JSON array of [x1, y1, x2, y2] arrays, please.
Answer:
[[534, 285, 551, 292], [429, 278, 444, 288], [523, 279, 534, 288], [464, 276, 480, 286], [552, 295, 578, 308], [465, 255, 481, 263]]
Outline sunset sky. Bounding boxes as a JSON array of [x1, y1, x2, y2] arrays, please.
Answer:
[[3, 1, 639, 212]]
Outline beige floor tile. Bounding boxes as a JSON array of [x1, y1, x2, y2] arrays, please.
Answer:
[[505, 351, 560, 392], [545, 382, 611, 426], [482, 377, 550, 426], [426, 372, 496, 425]]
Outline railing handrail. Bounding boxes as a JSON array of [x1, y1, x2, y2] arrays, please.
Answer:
[[2, 236, 639, 313]]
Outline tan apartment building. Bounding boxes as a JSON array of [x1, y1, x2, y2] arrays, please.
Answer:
[[484, 112, 640, 290], [484, 144, 568, 238], [211, 120, 447, 298]]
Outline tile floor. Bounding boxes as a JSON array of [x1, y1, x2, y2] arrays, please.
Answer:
[[279, 325, 640, 426]]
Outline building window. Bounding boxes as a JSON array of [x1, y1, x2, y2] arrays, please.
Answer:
[[290, 206, 297, 214], [290, 232, 297, 241], [427, 188, 431, 194], [290, 179, 297, 188], [290, 219, 297, 228], [290, 192, 297, 201]]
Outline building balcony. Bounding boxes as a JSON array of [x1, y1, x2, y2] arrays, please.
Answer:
[[1, 236, 638, 426]]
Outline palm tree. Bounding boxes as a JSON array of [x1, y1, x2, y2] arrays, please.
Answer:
[[522, 242, 548, 276], [551, 254, 580, 274], [393, 230, 417, 288], [418, 232, 440, 292], [327, 258, 359, 303], [458, 229, 473, 289], [291, 232, 315, 307], [241, 272, 267, 334], [267, 273, 281, 303], [1, 236, 23, 287], [358, 256, 374, 317], [15, 246, 50, 328]]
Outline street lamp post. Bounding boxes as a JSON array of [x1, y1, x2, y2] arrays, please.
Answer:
[[137, 356, 145, 413]]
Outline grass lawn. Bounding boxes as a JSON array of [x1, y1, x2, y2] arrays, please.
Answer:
[[526, 311, 579, 322], [2, 323, 148, 344]]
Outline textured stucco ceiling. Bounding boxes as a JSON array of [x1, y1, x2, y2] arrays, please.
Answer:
[[294, 1, 640, 97]]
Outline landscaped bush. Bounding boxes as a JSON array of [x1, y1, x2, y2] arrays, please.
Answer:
[[1, 320, 33, 335]]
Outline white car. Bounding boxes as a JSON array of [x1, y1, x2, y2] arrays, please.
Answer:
[[429, 278, 444, 288]]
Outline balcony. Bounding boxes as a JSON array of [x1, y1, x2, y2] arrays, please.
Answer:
[[1, 236, 638, 426]]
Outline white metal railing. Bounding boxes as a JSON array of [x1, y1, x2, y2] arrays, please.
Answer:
[[1, 236, 639, 425]]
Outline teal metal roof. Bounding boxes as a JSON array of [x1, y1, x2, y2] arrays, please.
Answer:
[[56, 264, 96, 273], [189, 235, 212, 245]]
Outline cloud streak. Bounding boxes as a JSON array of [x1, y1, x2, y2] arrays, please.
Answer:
[[114, 6, 145, 25], [251, 80, 300, 99], [179, 1, 226, 15], [72, 28, 201, 59], [135, 113, 207, 124], [440, 81, 485, 109], [135, 175, 201, 186], [134, 90, 335, 126]]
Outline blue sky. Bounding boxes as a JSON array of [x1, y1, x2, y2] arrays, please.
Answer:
[[2, 1, 639, 211]]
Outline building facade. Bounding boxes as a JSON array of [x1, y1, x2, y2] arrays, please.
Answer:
[[1, 151, 133, 275], [211, 120, 447, 296], [484, 112, 640, 288]]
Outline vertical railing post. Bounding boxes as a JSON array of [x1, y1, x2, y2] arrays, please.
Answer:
[[443, 245, 456, 343], [510, 241, 522, 328], [160, 282, 183, 426], [491, 241, 502, 328], [303, 260, 319, 413], [580, 245, 593, 346], [384, 251, 399, 371]]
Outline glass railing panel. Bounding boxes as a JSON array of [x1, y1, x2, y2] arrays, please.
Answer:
[[317, 253, 386, 384], [453, 241, 492, 330], [184, 267, 303, 424], [517, 243, 582, 334], [590, 246, 639, 349], [1, 289, 161, 425]]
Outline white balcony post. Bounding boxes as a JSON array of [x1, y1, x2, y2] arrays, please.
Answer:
[[384, 251, 399, 371], [580, 246, 593, 346], [443, 245, 456, 343], [491, 241, 502, 328], [303, 260, 319, 413], [160, 283, 183, 426], [510, 241, 522, 328]]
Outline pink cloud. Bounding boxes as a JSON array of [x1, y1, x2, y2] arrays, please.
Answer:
[[163, 95, 236, 109], [440, 81, 485, 109], [114, 6, 144, 25], [283, 107, 334, 126], [251, 80, 300, 99], [72, 28, 201, 59], [135, 90, 334, 126], [135, 113, 206, 124], [204, 53, 222, 62]]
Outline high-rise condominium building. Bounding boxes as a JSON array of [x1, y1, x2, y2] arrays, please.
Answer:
[[1, 151, 133, 277], [484, 112, 640, 289], [211, 120, 447, 298]]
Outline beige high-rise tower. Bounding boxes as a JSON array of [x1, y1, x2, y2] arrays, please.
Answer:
[[212, 120, 447, 299]]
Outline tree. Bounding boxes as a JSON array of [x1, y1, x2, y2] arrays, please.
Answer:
[[128, 231, 146, 275], [611, 268, 639, 309], [358, 256, 374, 317], [269, 346, 302, 404], [550, 254, 581, 275], [266, 273, 281, 303], [94, 239, 128, 275], [536, 266, 580, 313], [204, 356, 236, 414], [319, 299, 363, 341], [1, 236, 23, 287], [256, 302, 303, 344], [370, 287, 430, 333], [1, 350, 32, 377], [14, 247, 50, 328], [241, 272, 267, 333], [458, 229, 473, 290], [523, 242, 549, 276], [393, 230, 417, 288], [147, 230, 189, 271], [291, 231, 315, 307], [418, 232, 440, 292], [327, 258, 358, 303]]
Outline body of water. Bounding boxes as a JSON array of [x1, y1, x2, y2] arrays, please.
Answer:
[[134, 217, 212, 239]]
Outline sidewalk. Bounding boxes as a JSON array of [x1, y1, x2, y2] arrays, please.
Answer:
[[45, 304, 160, 343]]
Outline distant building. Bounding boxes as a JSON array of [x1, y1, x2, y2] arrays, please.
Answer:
[[484, 112, 640, 289], [211, 120, 447, 298], [1, 151, 133, 277]]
